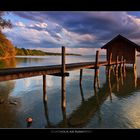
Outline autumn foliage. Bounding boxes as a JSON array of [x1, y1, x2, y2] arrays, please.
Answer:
[[0, 32, 16, 59]]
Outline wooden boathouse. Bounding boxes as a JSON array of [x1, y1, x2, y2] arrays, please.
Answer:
[[101, 34, 140, 68]]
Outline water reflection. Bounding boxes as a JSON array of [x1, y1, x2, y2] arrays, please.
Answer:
[[49, 66, 140, 128], [0, 58, 21, 127], [0, 56, 139, 128], [43, 101, 51, 128], [0, 58, 16, 68], [79, 84, 85, 102]]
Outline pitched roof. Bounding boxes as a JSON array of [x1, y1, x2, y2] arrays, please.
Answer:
[[101, 34, 140, 51]]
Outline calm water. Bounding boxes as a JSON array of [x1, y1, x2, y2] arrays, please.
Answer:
[[0, 55, 140, 128]]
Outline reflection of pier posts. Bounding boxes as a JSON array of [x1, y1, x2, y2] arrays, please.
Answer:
[[43, 75, 47, 101], [94, 51, 100, 89], [106, 67, 112, 101], [80, 84, 85, 102], [61, 46, 66, 112], [107, 67, 112, 101], [62, 109, 68, 128], [94, 86, 99, 107], [79, 69, 83, 85], [43, 101, 51, 127]]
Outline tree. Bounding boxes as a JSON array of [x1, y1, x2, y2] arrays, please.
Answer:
[[0, 11, 12, 31]]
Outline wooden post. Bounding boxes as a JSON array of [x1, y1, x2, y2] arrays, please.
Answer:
[[134, 66, 137, 88], [120, 56, 123, 86], [43, 75, 47, 101], [80, 69, 83, 85], [123, 59, 126, 77], [115, 56, 119, 92], [61, 46, 66, 112], [94, 51, 100, 89], [115, 56, 119, 76], [133, 48, 137, 70], [109, 52, 112, 66]]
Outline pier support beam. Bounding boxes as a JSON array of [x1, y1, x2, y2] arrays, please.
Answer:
[[61, 46, 66, 112], [94, 50, 100, 89], [43, 75, 47, 102]]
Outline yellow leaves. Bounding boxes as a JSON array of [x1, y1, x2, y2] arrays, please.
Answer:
[[0, 32, 15, 58]]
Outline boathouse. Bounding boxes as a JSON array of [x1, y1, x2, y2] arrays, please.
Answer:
[[101, 34, 140, 67]]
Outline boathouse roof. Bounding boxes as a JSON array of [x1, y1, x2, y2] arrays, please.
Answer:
[[101, 34, 140, 52]]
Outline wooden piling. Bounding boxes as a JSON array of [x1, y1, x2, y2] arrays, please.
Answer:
[[123, 59, 126, 77], [80, 69, 83, 85], [43, 75, 47, 101], [109, 53, 112, 66], [61, 46, 66, 112], [115, 56, 119, 76], [94, 50, 100, 89], [120, 56, 123, 85], [134, 66, 137, 88]]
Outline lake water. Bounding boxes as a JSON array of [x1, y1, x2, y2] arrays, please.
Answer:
[[0, 55, 140, 128]]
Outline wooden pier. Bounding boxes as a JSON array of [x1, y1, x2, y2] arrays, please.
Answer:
[[0, 46, 126, 111]]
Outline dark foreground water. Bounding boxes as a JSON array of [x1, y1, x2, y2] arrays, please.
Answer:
[[0, 55, 140, 128]]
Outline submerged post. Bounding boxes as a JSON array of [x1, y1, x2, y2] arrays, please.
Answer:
[[43, 75, 47, 101], [94, 50, 100, 89], [61, 46, 66, 112]]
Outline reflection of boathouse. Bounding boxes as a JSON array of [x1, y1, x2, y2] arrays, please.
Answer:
[[101, 34, 140, 68]]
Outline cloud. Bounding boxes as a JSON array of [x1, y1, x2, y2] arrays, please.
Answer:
[[28, 22, 48, 29], [4, 11, 140, 50], [15, 22, 26, 27], [3, 23, 96, 49]]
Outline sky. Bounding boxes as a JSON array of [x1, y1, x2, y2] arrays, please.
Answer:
[[2, 11, 140, 55]]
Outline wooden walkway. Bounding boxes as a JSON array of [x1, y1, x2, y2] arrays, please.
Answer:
[[0, 61, 121, 82], [0, 46, 126, 112]]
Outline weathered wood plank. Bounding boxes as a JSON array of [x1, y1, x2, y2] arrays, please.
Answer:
[[48, 72, 69, 77]]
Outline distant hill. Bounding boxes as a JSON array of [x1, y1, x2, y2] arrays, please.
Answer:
[[0, 32, 15, 59], [15, 47, 81, 56]]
